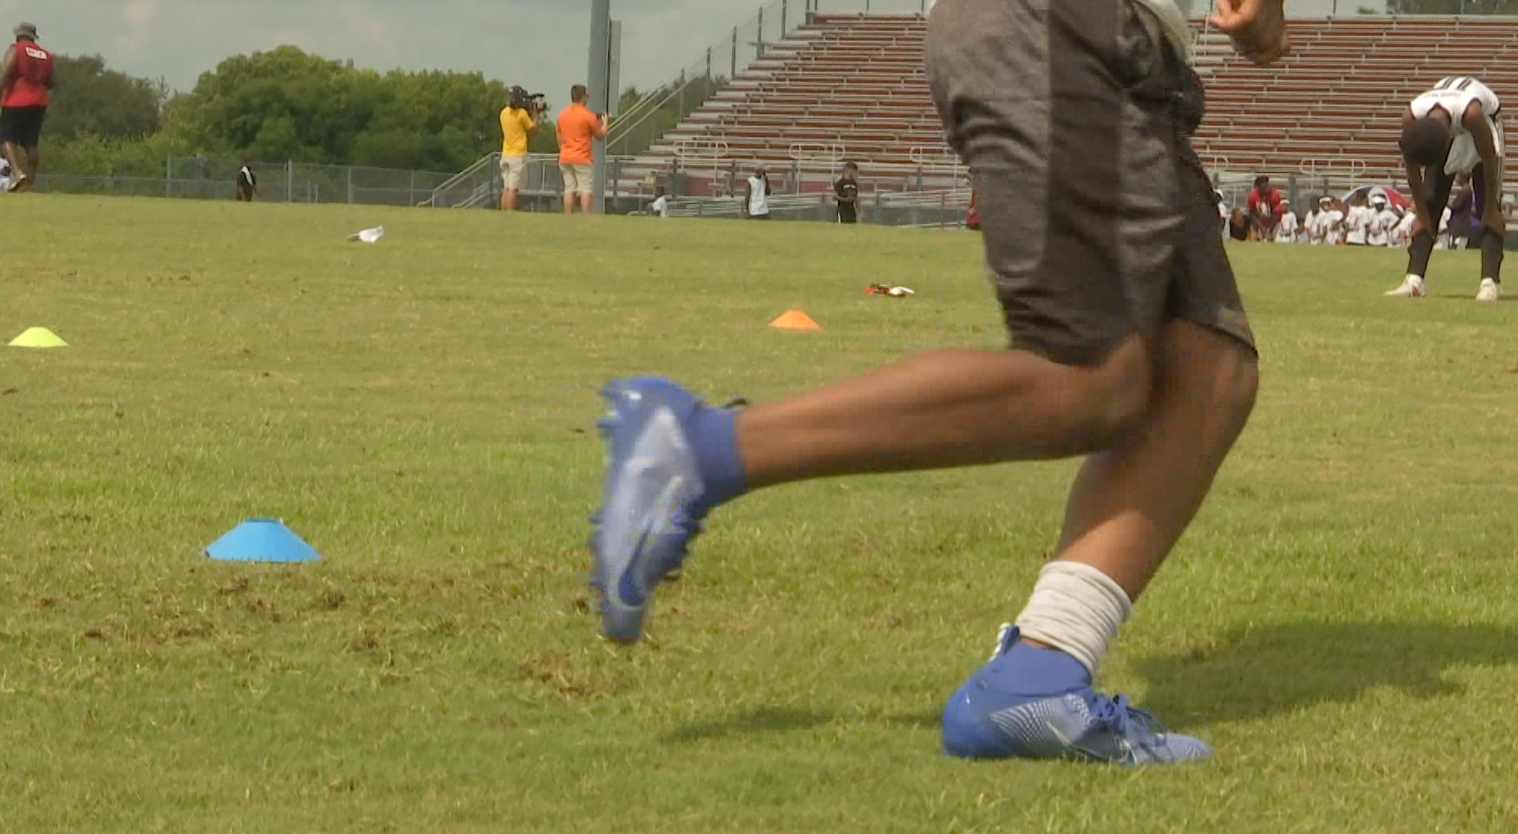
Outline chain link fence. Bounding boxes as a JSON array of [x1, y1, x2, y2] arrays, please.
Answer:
[[36, 155, 464, 206]]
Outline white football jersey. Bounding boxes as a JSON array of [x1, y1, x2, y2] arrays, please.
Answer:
[[1367, 208, 1398, 246], [1275, 212, 1299, 242], [1409, 76, 1504, 175], [1345, 205, 1372, 244]]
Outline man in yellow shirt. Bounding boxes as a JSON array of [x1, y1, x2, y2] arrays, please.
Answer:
[[499, 86, 540, 211]]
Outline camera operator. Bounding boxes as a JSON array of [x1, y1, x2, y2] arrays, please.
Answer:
[[499, 86, 543, 212], [556, 84, 609, 215]]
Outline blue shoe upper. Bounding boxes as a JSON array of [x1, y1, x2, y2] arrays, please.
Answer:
[[942, 626, 1212, 765], [590, 377, 711, 644]]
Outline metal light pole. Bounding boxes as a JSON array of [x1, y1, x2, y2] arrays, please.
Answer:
[[589, 0, 611, 214]]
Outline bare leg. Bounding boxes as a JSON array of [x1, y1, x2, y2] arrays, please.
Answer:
[[3, 141, 21, 189], [736, 335, 1156, 489], [505, 189, 519, 211], [563, 192, 575, 215], [1051, 321, 1258, 600], [23, 146, 38, 182], [580, 191, 594, 215]]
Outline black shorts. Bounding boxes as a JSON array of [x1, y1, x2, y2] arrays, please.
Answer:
[[839, 206, 858, 224], [928, 0, 1255, 366], [0, 105, 46, 147]]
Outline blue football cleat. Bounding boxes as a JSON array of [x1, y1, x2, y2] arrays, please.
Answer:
[[589, 377, 712, 645], [941, 626, 1212, 765]]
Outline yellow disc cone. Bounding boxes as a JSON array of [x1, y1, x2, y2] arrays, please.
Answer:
[[8, 327, 68, 348]]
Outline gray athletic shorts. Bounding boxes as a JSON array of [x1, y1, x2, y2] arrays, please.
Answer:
[[928, 0, 1256, 366]]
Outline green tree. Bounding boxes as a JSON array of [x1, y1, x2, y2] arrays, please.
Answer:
[[172, 47, 389, 163], [47, 54, 166, 142], [354, 68, 510, 170], [171, 46, 523, 171], [49, 131, 195, 177]]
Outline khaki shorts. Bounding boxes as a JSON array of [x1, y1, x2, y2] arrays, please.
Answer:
[[500, 155, 527, 190], [560, 163, 594, 196], [928, 0, 1255, 366]]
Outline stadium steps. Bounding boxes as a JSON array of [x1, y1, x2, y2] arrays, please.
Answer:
[[617, 13, 1518, 215]]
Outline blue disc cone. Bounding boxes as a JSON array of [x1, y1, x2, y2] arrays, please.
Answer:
[[206, 518, 321, 564]]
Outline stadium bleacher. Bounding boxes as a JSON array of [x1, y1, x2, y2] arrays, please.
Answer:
[[620, 14, 939, 196], [622, 12, 1518, 210], [1191, 15, 1518, 196]]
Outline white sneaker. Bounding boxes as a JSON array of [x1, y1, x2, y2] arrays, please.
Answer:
[[1477, 278, 1502, 302], [1386, 275, 1426, 297]]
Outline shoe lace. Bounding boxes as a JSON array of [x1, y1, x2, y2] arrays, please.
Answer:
[[989, 623, 1014, 661], [1089, 694, 1172, 758]]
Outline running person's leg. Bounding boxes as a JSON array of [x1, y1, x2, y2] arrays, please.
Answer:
[[589, 0, 1257, 764], [932, 0, 1256, 763], [17, 107, 43, 190], [0, 106, 27, 192]]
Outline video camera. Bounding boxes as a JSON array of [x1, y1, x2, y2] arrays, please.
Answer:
[[509, 85, 549, 116]]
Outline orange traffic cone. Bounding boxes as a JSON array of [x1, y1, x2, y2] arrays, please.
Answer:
[[769, 310, 820, 330]]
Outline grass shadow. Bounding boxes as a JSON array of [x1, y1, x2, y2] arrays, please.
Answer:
[[1133, 619, 1518, 729], [661, 705, 941, 744]]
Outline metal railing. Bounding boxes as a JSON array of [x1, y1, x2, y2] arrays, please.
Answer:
[[420, 153, 501, 207], [651, 184, 972, 229]]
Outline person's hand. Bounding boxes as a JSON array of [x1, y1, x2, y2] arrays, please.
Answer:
[[1210, 0, 1290, 66]]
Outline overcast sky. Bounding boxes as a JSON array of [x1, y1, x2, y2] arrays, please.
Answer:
[[10, 0, 1352, 108]]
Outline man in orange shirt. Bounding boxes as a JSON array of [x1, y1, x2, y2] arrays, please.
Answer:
[[556, 84, 608, 215]]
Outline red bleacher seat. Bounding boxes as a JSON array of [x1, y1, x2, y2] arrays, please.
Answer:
[[620, 13, 1518, 206]]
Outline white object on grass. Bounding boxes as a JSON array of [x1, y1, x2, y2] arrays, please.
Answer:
[[347, 225, 385, 243]]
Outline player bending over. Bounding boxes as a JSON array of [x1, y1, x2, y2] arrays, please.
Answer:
[[1386, 76, 1506, 301], [588, 0, 1287, 766]]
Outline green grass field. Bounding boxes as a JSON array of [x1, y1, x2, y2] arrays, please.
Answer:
[[5, 194, 1518, 833]]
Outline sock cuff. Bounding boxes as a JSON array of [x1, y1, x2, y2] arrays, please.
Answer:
[[1014, 561, 1133, 677], [688, 405, 747, 512]]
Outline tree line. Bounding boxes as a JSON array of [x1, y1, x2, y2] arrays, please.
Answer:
[[47, 46, 700, 179]]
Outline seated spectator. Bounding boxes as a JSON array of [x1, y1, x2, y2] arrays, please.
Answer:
[[1307, 196, 1342, 245], [1344, 192, 1372, 246], [1391, 207, 1415, 248], [1274, 197, 1299, 243], [1246, 175, 1283, 241], [1228, 208, 1251, 241], [1446, 173, 1477, 249], [966, 168, 981, 231], [1367, 194, 1397, 246]]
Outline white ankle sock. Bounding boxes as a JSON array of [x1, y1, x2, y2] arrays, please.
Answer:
[[1013, 561, 1133, 677]]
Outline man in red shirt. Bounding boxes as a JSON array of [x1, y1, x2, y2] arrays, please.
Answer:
[[0, 22, 53, 193], [1244, 175, 1283, 241]]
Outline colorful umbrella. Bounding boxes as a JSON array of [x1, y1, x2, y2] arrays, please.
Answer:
[[1341, 185, 1410, 210]]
